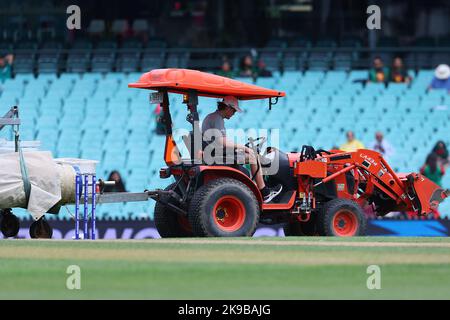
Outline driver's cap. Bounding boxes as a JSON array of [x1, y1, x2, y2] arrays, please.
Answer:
[[222, 96, 242, 112]]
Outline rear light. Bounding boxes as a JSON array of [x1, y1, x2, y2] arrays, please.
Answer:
[[159, 167, 171, 179]]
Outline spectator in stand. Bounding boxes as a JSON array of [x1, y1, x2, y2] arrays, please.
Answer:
[[239, 55, 258, 79], [369, 131, 395, 160], [340, 131, 365, 152], [104, 170, 127, 192], [368, 56, 390, 84], [420, 152, 446, 187], [257, 59, 272, 77], [390, 57, 412, 83], [428, 64, 450, 92], [0, 54, 14, 82], [432, 140, 449, 167], [217, 60, 236, 79], [417, 149, 448, 220]]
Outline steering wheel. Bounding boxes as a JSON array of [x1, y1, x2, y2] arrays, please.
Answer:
[[245, 137, 267, 153]]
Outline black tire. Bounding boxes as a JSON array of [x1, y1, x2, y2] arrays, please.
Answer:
[[317, 198, 367, 236], [188, 178, 260, 237], [154, 183, 193, 238], [284, 216, 317, 236], [0, 210, 20, 238], [30, 217, 53, 239]]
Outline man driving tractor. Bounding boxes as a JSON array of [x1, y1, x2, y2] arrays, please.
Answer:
[[201, 95, 283, 203]]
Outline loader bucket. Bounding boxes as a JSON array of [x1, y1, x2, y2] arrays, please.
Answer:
[[406, 173, 449, 215]]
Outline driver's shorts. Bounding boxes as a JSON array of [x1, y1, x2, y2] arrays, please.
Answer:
[[202, 146, 248, 165]]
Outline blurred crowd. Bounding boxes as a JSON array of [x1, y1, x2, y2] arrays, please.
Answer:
[[217, 54, 272, 81], [368, 56, 412, 84], [216, 54, 450, 94], [367, 56, 450, 92]]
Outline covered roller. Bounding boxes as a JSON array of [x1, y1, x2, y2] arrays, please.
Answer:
[[0, 151, 78, 220]]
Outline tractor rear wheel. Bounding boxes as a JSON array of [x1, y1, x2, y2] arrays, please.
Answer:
[[284, 216, 317, 236], [188, 178, 259, 237], [317, 199, 367, 236], [154, 183, 193, 238]]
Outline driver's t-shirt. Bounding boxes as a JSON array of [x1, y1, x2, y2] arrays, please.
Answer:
[[202, 110, 226, 143]]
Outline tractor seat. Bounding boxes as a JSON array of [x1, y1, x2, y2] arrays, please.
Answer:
[[182, 133, 238, 163], [182, 134, 250, 177]]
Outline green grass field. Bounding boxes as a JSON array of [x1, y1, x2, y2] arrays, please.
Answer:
[[1, 237, 450, 299]]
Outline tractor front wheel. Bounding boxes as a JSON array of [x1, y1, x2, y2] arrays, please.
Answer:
[[317, 199, 367, 236], [154, 183, 193, 238], [188, 178, 259, 237]]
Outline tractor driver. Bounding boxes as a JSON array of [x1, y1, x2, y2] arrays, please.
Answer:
[[201, 96, 282, 203]]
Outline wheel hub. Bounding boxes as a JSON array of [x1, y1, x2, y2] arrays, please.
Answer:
[[215, 207, 228, 222], [337, 218, 346, 229], [332, 210, 358, 237], [213, 196, 246, 232]]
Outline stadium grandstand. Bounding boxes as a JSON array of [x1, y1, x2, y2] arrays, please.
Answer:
[[0, 0, 449, 220]]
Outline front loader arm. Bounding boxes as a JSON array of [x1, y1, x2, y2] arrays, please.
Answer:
[[319, 149, 449, 216], [322, 150, 408, 202]]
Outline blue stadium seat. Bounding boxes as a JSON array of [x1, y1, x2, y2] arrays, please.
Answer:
[[348, 70, 369, 82]]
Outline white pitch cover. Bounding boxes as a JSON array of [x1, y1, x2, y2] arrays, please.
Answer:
[[0, 151, 76, 220]]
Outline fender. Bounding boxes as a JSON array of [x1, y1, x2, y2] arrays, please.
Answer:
[[196, 165, 263, 207]]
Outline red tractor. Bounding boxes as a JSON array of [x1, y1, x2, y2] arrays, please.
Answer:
[[129, 69, 449, 237]]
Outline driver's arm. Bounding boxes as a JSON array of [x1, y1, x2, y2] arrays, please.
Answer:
[[208, 114, 252, 153]]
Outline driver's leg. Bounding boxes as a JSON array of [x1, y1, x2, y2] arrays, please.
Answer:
[[253, 166, 265, 190], [245, 149, 265, 189], [244, 149, 282, 203]]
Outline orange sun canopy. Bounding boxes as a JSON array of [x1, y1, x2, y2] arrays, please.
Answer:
[[128, 68, 285, 100]]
